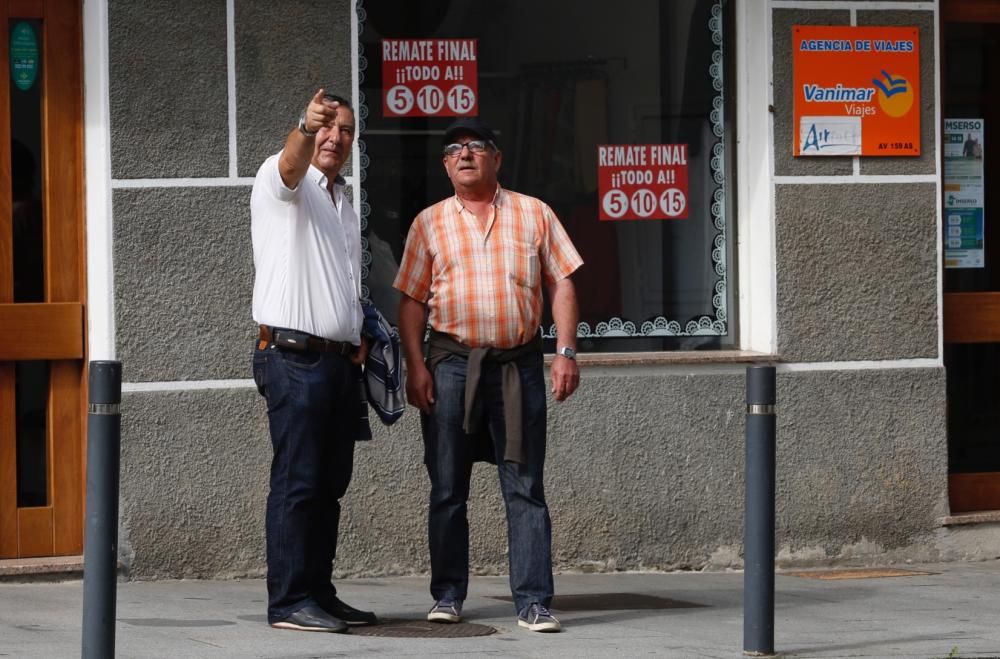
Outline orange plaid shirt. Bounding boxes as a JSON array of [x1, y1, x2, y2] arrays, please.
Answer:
[[394, 186, 583, 348]]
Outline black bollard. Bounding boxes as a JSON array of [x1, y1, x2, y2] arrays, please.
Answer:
[[744, 365, 776, 656], [82, 361, 122, 659]]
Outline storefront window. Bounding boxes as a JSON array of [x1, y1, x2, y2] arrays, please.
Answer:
[[358, 0, 736, 352]]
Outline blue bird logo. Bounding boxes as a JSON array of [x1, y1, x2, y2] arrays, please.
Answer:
[[872, 70, 914, 117], [872, 70, 907, 97]]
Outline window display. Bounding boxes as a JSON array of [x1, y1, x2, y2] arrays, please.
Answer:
[[358, 0, 736, 351]]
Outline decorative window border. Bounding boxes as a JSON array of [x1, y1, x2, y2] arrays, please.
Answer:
[[356, 0, 372, 299], [355, 0, 729, 339]]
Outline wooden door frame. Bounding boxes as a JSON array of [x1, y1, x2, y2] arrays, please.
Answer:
[[942, 0, 1000, 23], [0, 0, 87, 557]]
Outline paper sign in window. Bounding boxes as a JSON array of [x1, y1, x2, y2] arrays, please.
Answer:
[[382, 39, 478, 118], [597, 144, 689, 221]]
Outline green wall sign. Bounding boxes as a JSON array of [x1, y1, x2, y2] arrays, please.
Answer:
[[10, 22, 39, 91]]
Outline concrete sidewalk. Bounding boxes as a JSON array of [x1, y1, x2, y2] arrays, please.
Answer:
[[2, 560, 999, 658]]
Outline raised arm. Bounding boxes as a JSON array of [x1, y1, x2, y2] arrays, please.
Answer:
[[277, 89, 343, 189]]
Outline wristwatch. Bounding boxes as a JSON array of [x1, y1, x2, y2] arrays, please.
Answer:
[[297, 113, 317, 137], [557, 346, 577, 360]]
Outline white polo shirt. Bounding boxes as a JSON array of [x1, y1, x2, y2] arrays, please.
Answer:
[[251, 153, 362, 343]]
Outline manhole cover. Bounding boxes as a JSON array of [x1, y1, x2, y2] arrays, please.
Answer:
[[349, 619, 497, 638], [784, 567, 935, 580], [489, 592, 705, 611]]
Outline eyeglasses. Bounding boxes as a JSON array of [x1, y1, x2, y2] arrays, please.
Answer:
[[442, 140, 495, 157]]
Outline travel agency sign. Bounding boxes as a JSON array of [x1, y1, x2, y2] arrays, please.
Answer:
[[793, 25, 920, 156]]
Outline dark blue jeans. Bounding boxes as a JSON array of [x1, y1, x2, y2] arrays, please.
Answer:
[[252, 343, 358, 622], [421, 352, 553, 614]]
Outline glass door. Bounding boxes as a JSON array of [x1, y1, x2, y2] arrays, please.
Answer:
[[943, 0, 1000, 512], [0, 0, 86, 558]]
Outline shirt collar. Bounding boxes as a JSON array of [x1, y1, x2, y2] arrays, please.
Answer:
[[451, 185, 504, 214], [306, 164, 346, 189]]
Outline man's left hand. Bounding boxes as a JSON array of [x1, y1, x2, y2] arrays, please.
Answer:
[[350, 336, 371, 365], [551, 355, 579, 401]]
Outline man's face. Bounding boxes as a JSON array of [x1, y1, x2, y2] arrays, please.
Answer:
[[312, 105, 355, 177], [442, 132, 501, 193]]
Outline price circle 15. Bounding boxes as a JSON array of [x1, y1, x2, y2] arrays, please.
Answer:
[[659, 188, 686, 217], [446, 85, 475, 114]]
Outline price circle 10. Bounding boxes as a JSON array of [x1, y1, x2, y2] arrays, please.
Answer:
[[630, 189, 657, 218], [416, 85, 445, 114]]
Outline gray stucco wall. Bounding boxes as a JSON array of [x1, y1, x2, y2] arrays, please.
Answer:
[[106, 1, 950, 579], [109, 0, 229, 178], [118, 367, 947, 579], [113, 187, 255, 383], [235, 0, 354, 177], [775, 183, 938, 362]]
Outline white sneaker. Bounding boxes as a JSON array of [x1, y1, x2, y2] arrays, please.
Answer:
[[517, 603, 561, 632], [427, 599, 462, 623]]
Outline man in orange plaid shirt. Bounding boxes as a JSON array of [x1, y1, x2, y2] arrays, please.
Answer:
[[394, 117, 583, 633]]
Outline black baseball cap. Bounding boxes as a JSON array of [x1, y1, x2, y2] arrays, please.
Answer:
[[442, 117, 498, 148]]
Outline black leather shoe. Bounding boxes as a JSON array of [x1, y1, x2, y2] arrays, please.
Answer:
[[318, 594, 378, 626], [270, 604, 349, 633]]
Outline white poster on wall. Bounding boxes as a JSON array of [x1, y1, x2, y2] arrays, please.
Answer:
[[944, 118, 985, 269]]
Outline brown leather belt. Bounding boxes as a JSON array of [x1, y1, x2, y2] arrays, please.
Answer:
[[258, 325, 355, 356]]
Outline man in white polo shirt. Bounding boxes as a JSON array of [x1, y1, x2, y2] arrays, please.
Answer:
[[250, 89, 376, 633]]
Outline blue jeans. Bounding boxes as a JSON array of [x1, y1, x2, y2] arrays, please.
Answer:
[[252, 343, 358, 622], [421, 352, 553, 614]]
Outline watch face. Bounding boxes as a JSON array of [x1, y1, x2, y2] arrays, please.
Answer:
[[560, 347, 576, 359]]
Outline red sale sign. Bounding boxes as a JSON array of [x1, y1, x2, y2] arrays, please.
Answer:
[[597, 144, 689, 221], [382, 39, 478, 117]]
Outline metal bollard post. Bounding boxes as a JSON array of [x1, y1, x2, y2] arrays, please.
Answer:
[[744, 365, 776, 657], [82, 361, 122, 659]]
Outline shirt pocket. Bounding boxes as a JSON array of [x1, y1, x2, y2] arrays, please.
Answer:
[[506, 241, 540, 289]]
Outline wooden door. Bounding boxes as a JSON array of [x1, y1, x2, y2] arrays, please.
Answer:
[[0, 0, 85, 557], [942, 0, 1000, 512]]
